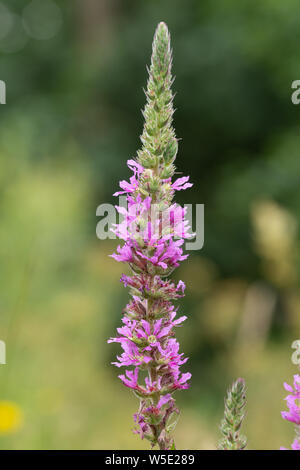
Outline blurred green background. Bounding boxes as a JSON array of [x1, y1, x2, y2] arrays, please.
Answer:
[[0, 0, 299, 449]]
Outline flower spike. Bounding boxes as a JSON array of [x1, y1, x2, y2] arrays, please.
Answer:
[[108, 22, 193, 450], [218, 378, 247, 450], [280, 341, 300, 450]]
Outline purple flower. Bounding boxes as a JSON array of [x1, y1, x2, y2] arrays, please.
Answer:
[[281, 374, 300, 450], [112, 340, 152, 368], [118, 368, 139, 390], [172, 176, 193, 191], [113, 160, 144, 196], [292, 439, 300, 450], [110, 244, 133, 263], [281, 375, 300, 425], [280, 439, 300, 450], [112, 197, 193, 243]]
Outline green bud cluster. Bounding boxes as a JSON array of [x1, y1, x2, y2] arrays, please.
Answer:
[[218, 378, 247, 450], [137, 22, 177, 202]]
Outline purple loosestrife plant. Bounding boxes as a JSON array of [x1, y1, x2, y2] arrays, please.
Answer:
[[218, 378, 247, 450], [281, 346, 300, 450], [108, 22, 193, 450]]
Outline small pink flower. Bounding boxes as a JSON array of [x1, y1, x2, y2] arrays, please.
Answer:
[[280, 439, 300, 450], [172, 176, 193, 191], [113, 160, 144, 196], [281, 375, 300, 425]]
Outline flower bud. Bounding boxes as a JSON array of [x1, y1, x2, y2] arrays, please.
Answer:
[[149, 176, 160, 193], [138, 149, 157, 169], [163, 138, 178, 164], [160, 165, 174, 179]]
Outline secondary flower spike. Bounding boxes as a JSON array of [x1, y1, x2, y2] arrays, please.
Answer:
[[108, 22, 193, 450], [281, 374, 300, 450], [218, 378, 247, 450]]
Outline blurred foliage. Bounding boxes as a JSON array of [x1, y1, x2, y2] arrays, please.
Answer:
[[0, 0, 300, 449]]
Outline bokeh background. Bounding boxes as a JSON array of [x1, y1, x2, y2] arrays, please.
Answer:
[[0, 0, 299, 450]]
